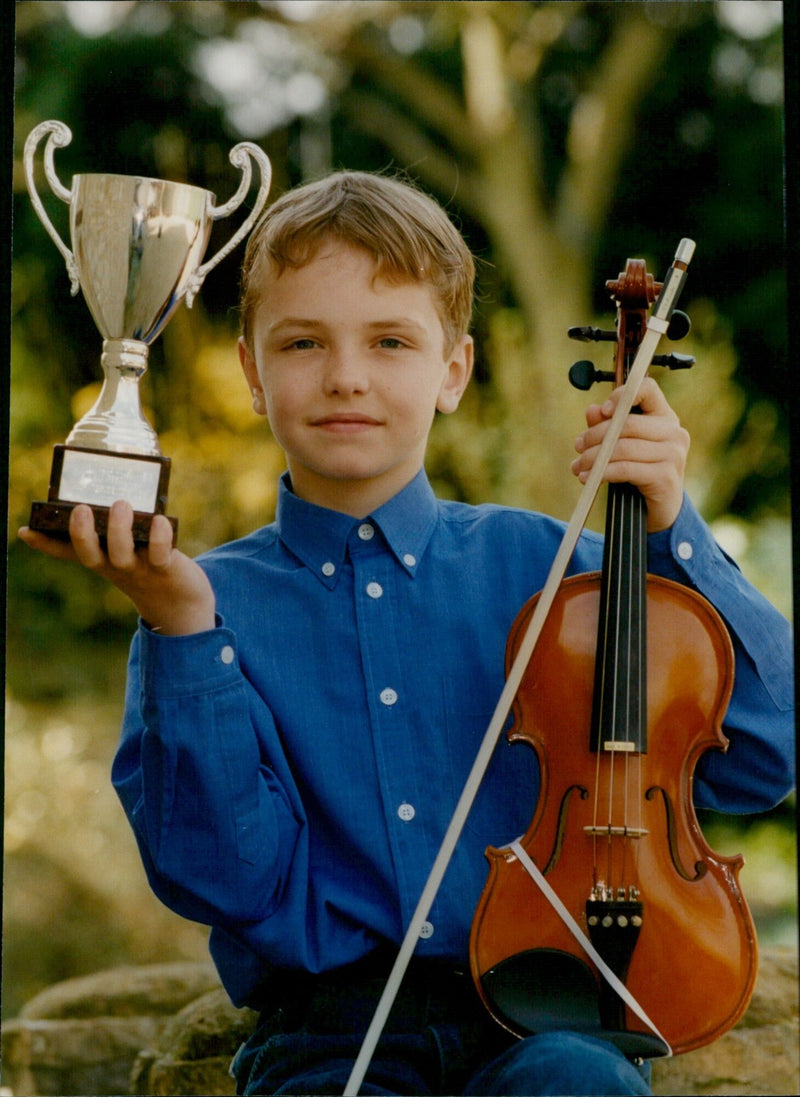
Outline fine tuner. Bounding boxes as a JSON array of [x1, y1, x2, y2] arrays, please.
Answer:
[[568, 309, 694, 391]]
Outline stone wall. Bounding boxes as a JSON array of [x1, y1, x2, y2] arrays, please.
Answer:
[[1, 963, 224, 1097], [2, 949, 797, 1096], [650, 948, 799, 1096]]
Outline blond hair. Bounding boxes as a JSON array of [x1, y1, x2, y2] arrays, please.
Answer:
[[239, 171, 475, 354]]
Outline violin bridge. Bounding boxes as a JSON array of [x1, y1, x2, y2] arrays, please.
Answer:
[[583, 825, 649, 838], [602, 740, 637, 752]]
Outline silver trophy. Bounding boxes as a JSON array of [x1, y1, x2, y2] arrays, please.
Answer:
[[23, 119, 272, 543]]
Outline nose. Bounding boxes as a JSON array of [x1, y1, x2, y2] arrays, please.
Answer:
[[322, 347, 369, 396]]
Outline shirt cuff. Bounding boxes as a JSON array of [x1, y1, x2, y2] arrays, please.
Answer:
[[137, 616, 241, 698], [647, 493, 738, 582]]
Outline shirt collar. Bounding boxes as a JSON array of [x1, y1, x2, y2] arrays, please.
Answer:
[[275, 469, 439, 586]]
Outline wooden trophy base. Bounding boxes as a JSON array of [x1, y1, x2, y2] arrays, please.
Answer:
[[29, 500, 178, 545], [29, 444, 178, 546]]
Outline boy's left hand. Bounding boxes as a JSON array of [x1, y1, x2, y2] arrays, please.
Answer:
[[571, 377, 689, 532]]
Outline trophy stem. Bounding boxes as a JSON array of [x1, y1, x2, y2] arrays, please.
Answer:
[[66, 339, 162, 455]]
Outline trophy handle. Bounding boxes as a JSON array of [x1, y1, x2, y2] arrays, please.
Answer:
[[23, 120, 81, 296], [185, 142, 273, 308]]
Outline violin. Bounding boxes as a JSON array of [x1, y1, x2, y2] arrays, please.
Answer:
[[468, 256, 758, 1058]]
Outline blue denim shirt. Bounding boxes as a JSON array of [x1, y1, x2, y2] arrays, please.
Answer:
[[112, 470, 794, 1007]]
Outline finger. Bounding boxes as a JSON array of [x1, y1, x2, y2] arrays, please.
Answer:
[[577, 388, 635, 450], [571, 449, 662, 487], [581, 402, 608, 430], [147, 515, 175, 570], [69, 504, 108, 569], [629, 376, 671, 414], [573, 430, 683, 474], [18, 525, 79, 561], [577, 391, 678, 454], [600, 377, 671, 419], [105, 500, 137, 570], [584, 376, 665, 413]]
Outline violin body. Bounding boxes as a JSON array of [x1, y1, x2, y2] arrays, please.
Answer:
[[470, 572, 757, 1057]]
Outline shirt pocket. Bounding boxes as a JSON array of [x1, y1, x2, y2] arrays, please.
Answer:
[[441, 678, 540, 846]]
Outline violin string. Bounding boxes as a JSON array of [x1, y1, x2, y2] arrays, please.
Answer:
[[592, 488, 614, 876], [632, 484, 646, 843], [632, 485, 638, 856], [636, 481, 646, 856], [620, 344, 631, 888], [622, 479, 646, 883], [605, 483, 623, 887], [593, 482, 613, 881], [609, 485, 625, 852], [619, 482, 634, 891], [623, 485, 633, 880], [607, 487, 617, 853]]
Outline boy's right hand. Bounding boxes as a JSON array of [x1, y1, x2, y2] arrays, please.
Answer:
[[18, 500, 216, 637]]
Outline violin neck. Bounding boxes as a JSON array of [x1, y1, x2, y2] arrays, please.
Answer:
[[590, 482, 648, 754]]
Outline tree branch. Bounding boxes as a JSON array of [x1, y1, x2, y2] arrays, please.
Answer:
[[336, 36, 477, 161], [555, 9, 673, 255]]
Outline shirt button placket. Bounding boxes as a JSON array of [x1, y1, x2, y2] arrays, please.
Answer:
[[351, 523, 421, 920]]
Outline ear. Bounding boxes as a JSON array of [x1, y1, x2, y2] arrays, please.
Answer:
[[238, 337, 267, 416], [436, 334, 474, 415]]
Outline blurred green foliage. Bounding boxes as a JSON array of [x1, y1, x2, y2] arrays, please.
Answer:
[[6, 0, 794, 1021], [10, 2, 792, 657]]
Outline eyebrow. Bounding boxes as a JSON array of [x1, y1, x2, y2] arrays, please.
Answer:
[[266, 318, 324, 334], [363, 318, 428, 333], [266, 317, 428, 335]]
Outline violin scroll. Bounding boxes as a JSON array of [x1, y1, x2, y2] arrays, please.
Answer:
[[568, 254, 694, 392]]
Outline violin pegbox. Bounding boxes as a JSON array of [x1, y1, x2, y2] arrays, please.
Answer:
[[568, 257, 694, 391]]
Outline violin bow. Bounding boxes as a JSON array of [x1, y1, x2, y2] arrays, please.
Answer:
[[343, 238, 695, 1097]]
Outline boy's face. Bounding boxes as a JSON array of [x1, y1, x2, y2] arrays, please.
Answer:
[[239, 239, 473, 516]]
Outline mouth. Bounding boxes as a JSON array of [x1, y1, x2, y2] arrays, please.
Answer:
[[310, 413, 383, 433]]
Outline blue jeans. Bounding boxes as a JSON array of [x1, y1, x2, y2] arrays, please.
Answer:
[[231, 956, 652, 1096]]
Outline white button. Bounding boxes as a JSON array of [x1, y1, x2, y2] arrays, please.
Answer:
[[380, 687, 398, 706], [322, 561, 336, 576], [418, 921, 434, 938], [677, 541, 693, 560], [220, 645, 235, 665], [358, 523, 375, 540], [403, 553, 416, 567], [397, 802, 416, 821], [366, 581, 383, 599]]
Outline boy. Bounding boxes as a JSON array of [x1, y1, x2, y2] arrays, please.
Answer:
[[20, 172, 794, 1096]]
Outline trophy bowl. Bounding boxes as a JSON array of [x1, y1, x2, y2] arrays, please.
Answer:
[[24, 120, 272, 544]]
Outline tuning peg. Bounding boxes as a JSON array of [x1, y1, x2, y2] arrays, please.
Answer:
[[568, 360, 616, 391], [666, 310, 691, 341], [650, 352, 695, 370], [568, 326, 618, 343]]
